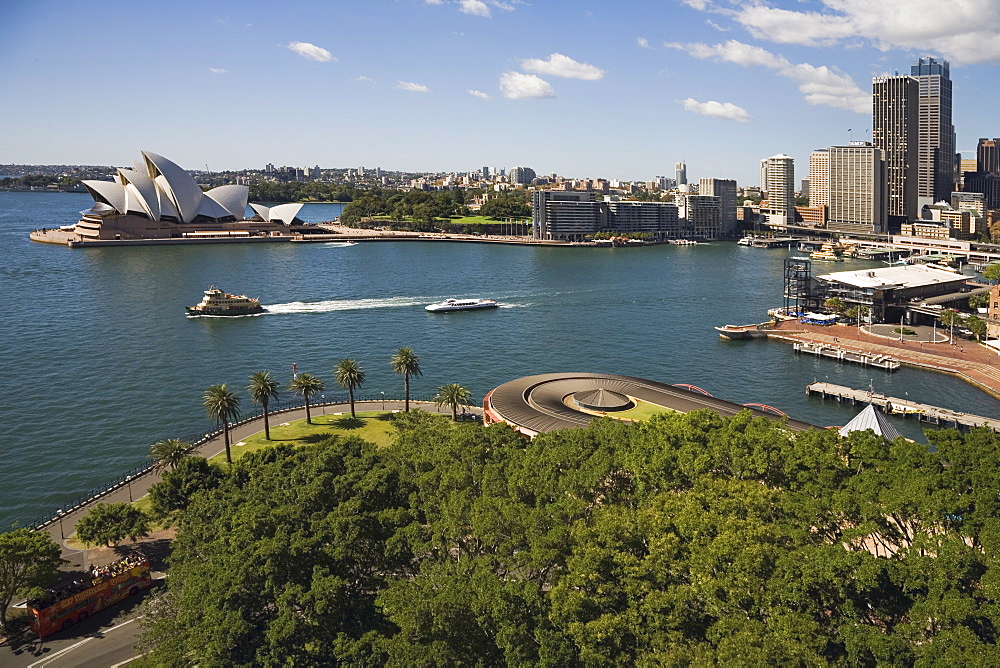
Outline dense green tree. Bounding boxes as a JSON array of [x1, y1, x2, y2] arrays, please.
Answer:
[[0, 529, 63, 632], [965, 313, 987, 340], [938, 309, 964, 342], [982, 263, 1000, 282], [247, 370, 280, 440], [334, 358, 365, 418], [203, 383, 241, 464], [824, 296, 847, 314], [969, 292, 989, 309], [288, 372, 325, 424], [136, 411, 1000, 664], [74, 502, 150, 547], [148, 456, 227, 519], [478, 192, 530, 220], [149, 438, 193, 472], [390, 347, 421, 411], [433, 383, 473, 420]]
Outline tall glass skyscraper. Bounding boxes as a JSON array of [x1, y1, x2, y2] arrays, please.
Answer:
[[910, 57, 955, 205], [872, 75, 918, 221]]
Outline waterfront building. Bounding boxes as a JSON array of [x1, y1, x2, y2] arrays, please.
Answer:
[[675, 194, 721, 238], [910, 58, 955, 206], [531, 190, 600, 241], [606, 201, 680, 237], [795, 205, 827, 228], [699, 178, 738, 237], [815, 264, 968, 323], [873, 74, 919, 222], [77, 150, 261, 241], [760, 154, 794, 228], [826, 143, 887, 235], [977, 138, 999, 175], [808, 149, 830, 207], [675, 161, 687, 186]]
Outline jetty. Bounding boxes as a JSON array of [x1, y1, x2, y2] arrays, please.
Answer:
[[806, 382, 1000, 433], [793, 341, 900, 370]]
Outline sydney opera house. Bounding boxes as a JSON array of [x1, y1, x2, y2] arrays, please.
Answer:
[[72, 151, 305, 242]]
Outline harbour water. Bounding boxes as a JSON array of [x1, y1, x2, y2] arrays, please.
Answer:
[[2, 191, 998, 528]]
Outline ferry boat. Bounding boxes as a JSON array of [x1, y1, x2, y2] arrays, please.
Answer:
[[425, 298, 499, 312], [186, 287, 265, 316], [810, 244, 844, 262]]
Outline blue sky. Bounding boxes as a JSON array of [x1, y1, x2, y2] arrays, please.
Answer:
[[2, 0, 999, 185]]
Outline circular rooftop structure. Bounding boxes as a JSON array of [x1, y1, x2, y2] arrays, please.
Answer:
[[572, 388, 633, 412], [483, 372, 815, 436]]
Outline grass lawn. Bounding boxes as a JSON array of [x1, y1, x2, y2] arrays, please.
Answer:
[[445, 215, 529, 226], [208, 410, 398, 463], [604, 399, 679, 421]]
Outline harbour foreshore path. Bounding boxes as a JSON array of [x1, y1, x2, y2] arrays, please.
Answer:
[[767, 320, 1000, 400], [39, 401, 482, 570]]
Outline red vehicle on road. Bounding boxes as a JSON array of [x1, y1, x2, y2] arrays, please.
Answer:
[[27, 552, 152, 637]]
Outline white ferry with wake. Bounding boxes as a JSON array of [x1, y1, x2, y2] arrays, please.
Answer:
[[186, 287, 265, 316]]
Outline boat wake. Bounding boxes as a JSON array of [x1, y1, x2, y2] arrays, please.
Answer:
[[263, 296, 427, 314], [321, 242, 357, 248]]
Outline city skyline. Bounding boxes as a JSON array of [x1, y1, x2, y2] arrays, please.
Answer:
[[2, 0, 1000, 185]]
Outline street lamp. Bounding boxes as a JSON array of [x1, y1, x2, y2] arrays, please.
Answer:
[[321, 394, 325, 415], [56, 509, 64, 540], [380, 391, 385, 410], [125, 475, 133, 502]]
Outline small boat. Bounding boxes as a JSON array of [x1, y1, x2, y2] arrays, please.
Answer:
[[425, 298, 499, 312], [187, 287, 265, 316], [737, 236, 754, 246]]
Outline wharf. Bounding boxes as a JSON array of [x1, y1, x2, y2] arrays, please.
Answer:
[[745, 236, 798, 248], [793, 341, 900, 370], [806, 382, 1000, 433]]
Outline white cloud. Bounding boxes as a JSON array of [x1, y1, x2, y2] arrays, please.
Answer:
[[355, 76, 375, 84], [285, 41, 337, 63], [520, 53, 604, 80], [499, 71, 555, 99], [396, 81, 430, 93], [460, 0, 491, 17], [702, 0, 1000, 65], [468, 89, 491, 100], [424, 0, 444, 4], [637, 37, 650, 49], [680, 98, 751, 122], [208, 68, 228, 75], [669, 40, 870, 113]]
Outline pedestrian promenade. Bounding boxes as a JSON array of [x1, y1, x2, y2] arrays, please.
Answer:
[[39, 401, 480, 569], [769, 321, 1000, 400]]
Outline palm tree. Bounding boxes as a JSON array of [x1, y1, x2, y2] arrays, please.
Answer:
[[247, 370, 280, 440], [433, 383, 472, 421], [334, 358, 366, 418], [289, 372, 325, 424], [203, 384, 241, 464], [390, 347, 421, 411], [938, 309, 963, 344], [149, 438, 192, 472]]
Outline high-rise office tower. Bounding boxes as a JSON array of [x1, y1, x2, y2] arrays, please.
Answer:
[[675, 161, 687, 186], [827, 143, 886, 234], [873, 74, 918, 221], [808, 149, 830, 207], [910, 58, 955, 205], [978, 138, 1000, 175], [762, 154, 794, 227], [699, 178, 737, 237]]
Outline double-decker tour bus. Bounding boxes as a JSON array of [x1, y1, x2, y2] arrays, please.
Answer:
[[27, 551, 152, 637]]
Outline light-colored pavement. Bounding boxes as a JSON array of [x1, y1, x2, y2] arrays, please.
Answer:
[[769, 321, 1000, 400]]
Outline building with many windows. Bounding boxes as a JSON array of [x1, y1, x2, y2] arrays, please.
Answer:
[[761, 154, 794, 228], [911, 58, 955, 206], [873, 74, 919, 222], [675, 194, 722, 238], [826, 143, 886, 234], [808, 149, 830, 207], [699, 178, 737, 237], [606, 201, 680, 236], [978, 138, 1000, 175]]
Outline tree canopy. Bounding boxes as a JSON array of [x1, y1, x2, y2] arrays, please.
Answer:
[[74, 502, 150, 547], [138, 411, 1000, 665], [0, 529, 63, 632]]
